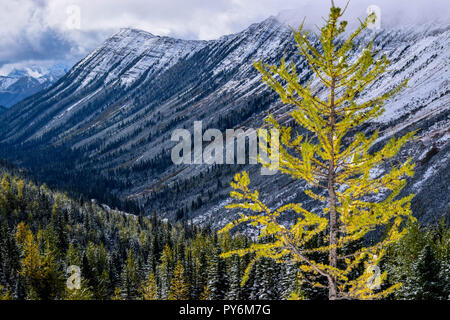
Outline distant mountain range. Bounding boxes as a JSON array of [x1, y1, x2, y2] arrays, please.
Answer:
[[0, 63, 70, 108], [0, 18, 448, 226]]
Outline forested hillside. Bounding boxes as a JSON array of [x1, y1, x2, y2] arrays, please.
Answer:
[[0, 162, 448, 300], [0, 19, 448, 225], [0, 162, 297, 300]]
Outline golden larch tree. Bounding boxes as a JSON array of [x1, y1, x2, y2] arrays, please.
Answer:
[[168, 261, 189, 300], [140, 273, 158, 300], [220, 2, 416, 300]]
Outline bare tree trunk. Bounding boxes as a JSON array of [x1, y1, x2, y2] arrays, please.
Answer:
[[327, 78, 338, 300], [327, 176, 338, 300]]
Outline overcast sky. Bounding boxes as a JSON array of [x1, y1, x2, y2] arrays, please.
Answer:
[[1, 0, 448, 75]]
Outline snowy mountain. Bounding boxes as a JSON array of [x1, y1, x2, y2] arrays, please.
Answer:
[[0, 63, 70, 108], [0, 18, 448, 225]]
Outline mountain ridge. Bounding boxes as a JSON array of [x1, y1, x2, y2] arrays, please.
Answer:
[[0, 17, 448, 226], [0, 63, 70, 108]]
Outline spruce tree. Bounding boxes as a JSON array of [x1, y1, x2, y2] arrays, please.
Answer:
[[196, 251, 209, 299], [158, 244, 173, 299], [120, 249, 140, 299], [98, 269, 112, 299], [207, 244, 227, 300], [436, 218, 450, 299], [398, 243, 442, 300], [226, 256, 242, 300], [439, 257, 450, 299], [280, 263, 298, 299]]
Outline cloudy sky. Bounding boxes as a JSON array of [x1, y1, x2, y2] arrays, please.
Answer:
[[1, 0, 448, 75]]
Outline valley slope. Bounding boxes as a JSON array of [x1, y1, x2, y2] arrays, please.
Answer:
[[0, 18, 448, 226]]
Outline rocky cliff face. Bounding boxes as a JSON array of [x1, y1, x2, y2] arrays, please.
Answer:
[[0, 18, 448, 226]]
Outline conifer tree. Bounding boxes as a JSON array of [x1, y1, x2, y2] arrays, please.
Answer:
[[158, 244, 173, 299], [16, 224, 64, 299], [0, 284, 12, 300], [221, 1, 416, 300], [140, 272, 158, 300], [199, 284, 211, 300], [250, 260, 263, 300], [207, 244, 227, 300], [280, 263, 298, 299], [0, 220, 20, 291], [144, 246, 156, 277], [16, 224, 42, 299], [258, 258, 276, 299], [384, 220, 450, 300], [184, 250, 195, 299], [226, 256, 242, 300], [435, 218, 450, 298], [66, 243, 82, 266], [168, 261, 189, 300], [111, 287, 123, 300], [120, 249, 140, 299], [98, 269, 112, 299], [195, 250, 209, 299], [439, 257, 450, 299], [403, 244, 441, 300]]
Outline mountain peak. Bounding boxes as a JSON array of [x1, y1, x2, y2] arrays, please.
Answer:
[[263, 15, 282, 24], [245, 15, 283, 32], [117, 27, 156, 37], [0, 62, 70, 108]]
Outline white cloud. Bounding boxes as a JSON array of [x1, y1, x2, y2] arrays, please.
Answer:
[[0, 0, 448, 73]]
